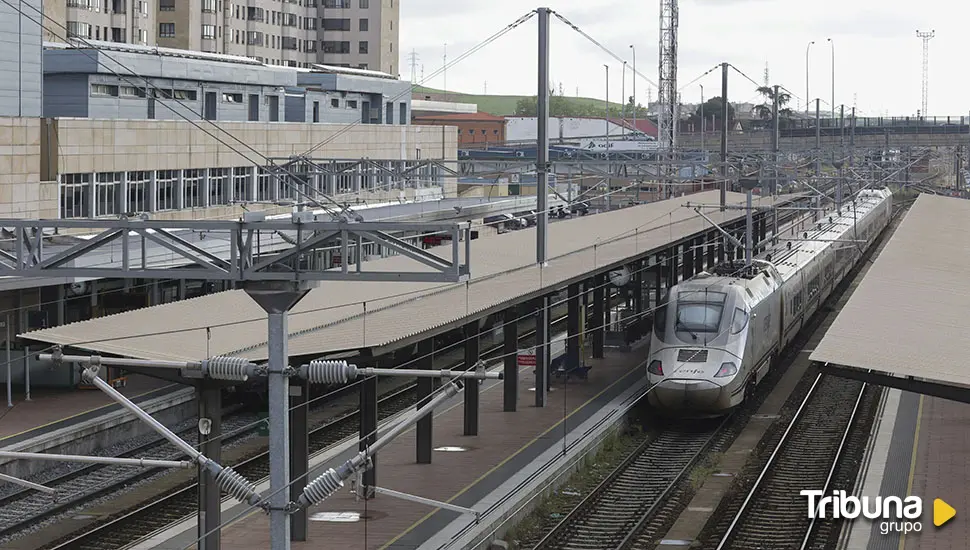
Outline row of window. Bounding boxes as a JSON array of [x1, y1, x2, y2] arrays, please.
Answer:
[[60, 161, 434, 218], [60, 167, 297, 218], [67, 21, 146, 44], [68, 0, 149, 15]]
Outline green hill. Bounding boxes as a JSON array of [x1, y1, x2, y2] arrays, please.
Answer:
[[412, 85, 627, 116]]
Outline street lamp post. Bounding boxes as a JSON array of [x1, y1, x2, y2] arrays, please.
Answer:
[[630, 45, 637, 135], [604, 64, 611, 210], [700, 84, 705, 153], [827, 38, 835, 125], [805, 40, 815, 114], [621, 60, 627, 135]]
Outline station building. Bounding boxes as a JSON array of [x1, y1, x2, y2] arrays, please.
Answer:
[[0, 38, 463, 354]]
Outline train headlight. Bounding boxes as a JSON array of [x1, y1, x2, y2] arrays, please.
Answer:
[[647, 360, 663, 376], [714, 362, 737, 378]]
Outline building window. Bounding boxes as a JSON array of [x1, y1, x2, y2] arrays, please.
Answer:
[[347, 100, 358, 109], [330, 98, 340, 108], [322, 41, 350, 54], [159, 23, 175, 37], [95, 172, 122, 216], [257, 169, 275, 201], [66, 21, 92, 39], [136, 29, 147, 44], [359, 0, 368, 7], [156, 170, 178, 211], [233, 168, 251, 202], [127, 171, 150, 212], [358, 41, 368, 54], [322, 18, 350, 31], [159, 0, 175, 10], [209, 168, 229, 205], [120, 86, 145, 98], [91, 84, 119, 97], [304, 17, 318, 30], [323, 0, 351, 7], [357, 63, 368, 70], [60, 173, 91, 219], [359, 18, 368, 32], [202, 24, 216, 40], [183, 169, 203, 208], [247, 30, 263, 45], [223, 92, 243, 103], [202, 0, 216, 12]]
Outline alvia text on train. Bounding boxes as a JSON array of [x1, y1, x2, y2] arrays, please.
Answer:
[[645, 188, 893, 416]]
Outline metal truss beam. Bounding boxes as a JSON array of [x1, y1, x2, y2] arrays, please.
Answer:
[[0, 218, 471, 283]]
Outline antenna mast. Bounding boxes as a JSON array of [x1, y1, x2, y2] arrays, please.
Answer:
[[658, 0, 679, 197], [916, 29, 935, 116]]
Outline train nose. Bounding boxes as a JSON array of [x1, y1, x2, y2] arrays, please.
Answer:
[[648, 378, 725, 413]]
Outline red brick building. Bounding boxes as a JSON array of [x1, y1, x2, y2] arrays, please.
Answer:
[[412, 112, 506, 146]]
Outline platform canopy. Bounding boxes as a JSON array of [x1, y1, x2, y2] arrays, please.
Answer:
[[811, 194, 970, 390], [23, 190, 796, 363]]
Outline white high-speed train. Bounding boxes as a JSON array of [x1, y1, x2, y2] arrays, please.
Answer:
[[645, 188, 893, 416]]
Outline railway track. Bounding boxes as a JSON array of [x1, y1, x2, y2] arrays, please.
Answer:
[[706, 375, 875, 550], [38, 307, 579, 550], [0, 405, 254, 540], [531, 420, 729, 550]]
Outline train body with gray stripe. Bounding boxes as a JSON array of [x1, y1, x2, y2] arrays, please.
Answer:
[[645, 188, 893, 416]]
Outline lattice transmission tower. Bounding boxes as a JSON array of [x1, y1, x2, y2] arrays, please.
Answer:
[[916, 29, 935, 116], [658, 0, 679, 195]]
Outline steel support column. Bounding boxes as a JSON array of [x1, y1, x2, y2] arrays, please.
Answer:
[[503, 308, 518, 412], [683, 242, 695, 279], [535, 296, 550, 407], [566, 283, 580, 370], [416, 337, 435, 462], [359, 374, 378, 497], [668, 246, 679, 285], [653, 257, 662, 309], [289, 378, 308, 541], [693, 237, 704, 274], [197, 382, 221, 550], [244, 282, 312, 550], [592, 275, 605, 359], [463, 321, 480, 435]]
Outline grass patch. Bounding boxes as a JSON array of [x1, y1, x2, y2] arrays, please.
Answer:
[[688, 451, 723, 490]]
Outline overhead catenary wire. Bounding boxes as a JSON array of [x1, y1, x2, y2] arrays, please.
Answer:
[[173, 198, 855, 550], [2, 0, 352, 220], [550, 11, 659, 89]]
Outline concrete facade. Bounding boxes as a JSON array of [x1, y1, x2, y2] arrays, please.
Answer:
[[0, 0, 44, 118], [0, 117, 57, 218], [152, 0, 400, 74], [47, 118, 457, 220], [57, 0, 156, 45]]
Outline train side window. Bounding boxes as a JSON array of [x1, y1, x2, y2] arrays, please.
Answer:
[[731, 307, 749, 334]]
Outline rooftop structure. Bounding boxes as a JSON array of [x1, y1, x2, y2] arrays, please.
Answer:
[[811, 194, 970, 389]]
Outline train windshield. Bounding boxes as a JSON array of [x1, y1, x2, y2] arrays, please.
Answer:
[[675, 291, 727, 334]]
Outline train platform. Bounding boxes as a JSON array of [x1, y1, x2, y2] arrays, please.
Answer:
[[0, 373, 181, 445], [134, 346, 649, 550], [841, 389, 970, 550]]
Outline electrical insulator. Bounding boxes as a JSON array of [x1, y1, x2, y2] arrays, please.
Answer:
[[299, 468, 344, 508], [215, 466, 261, 505], [300, 360, 357, 384], [203, 356, 254, 381]]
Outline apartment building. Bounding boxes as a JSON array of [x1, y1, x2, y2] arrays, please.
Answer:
[[155, 0, 400, 74], [40, 1, 399, 75], [52, 0, 155, 44]]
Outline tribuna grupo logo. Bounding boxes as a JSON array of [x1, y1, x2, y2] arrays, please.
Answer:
[[801, 490, 924, 535]]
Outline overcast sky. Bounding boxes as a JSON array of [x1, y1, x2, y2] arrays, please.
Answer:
[[399, 0, 969, 118]]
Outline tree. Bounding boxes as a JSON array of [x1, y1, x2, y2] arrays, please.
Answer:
[[691, 97, 735, 130], [752, 86, 795, 129]]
